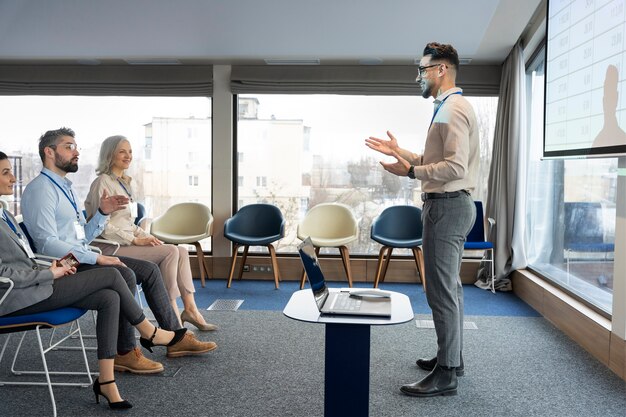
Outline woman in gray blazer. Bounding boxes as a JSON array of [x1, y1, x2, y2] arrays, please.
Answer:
[[0, 152, 186, 410]]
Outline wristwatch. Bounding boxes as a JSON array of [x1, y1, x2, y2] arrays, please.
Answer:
[[407, 165, 416, 179]]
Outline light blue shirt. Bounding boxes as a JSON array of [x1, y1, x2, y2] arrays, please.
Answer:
[[21, 168, 109, 264]]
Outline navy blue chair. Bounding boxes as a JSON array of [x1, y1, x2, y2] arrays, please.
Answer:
[[224, 204, 285, 289], [135, 202, 146, 226], [370, 205, 425, 290], [463, 201, 495, 291], [0, 278, 92, 417]]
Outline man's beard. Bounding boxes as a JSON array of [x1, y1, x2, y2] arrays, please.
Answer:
[[421, 82, 432, 99], [55, 154, 78, 173]]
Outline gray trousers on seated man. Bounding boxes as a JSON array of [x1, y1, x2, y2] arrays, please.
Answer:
[[421, 193, 475, 368], [78, 256, 180, 352]]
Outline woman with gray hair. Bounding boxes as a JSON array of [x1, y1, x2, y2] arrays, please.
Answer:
[[85, 136, 217, 331]]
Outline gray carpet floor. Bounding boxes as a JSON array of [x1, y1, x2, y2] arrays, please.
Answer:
[[0, 310, 624, 417]]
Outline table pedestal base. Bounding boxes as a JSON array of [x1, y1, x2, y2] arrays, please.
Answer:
[[325, 323, 371, 417]]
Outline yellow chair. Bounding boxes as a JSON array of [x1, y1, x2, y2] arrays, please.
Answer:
[[150, 202, 213, 287], [297, 203, 358, 289]]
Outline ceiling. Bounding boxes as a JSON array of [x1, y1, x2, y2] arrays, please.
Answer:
[[0, 0, 545, 66]]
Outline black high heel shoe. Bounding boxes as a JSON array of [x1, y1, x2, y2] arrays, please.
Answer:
[[93, 378, 133, 409], [139, 327, 187, 353]]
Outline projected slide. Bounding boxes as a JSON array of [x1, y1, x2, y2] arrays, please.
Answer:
[[545, 0, 626, 157]]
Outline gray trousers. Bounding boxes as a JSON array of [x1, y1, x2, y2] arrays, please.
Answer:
[[421, 193, 475, 367], [77, 256, 181, 352], [7, 268, 145, 359]]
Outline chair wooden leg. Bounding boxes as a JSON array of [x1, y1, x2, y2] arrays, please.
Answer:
[[268, 244, 281, 289], [373, 246, 387, 288], [238, 246, 249, 280], [300, 246, 320, 289], [339, 245, 353, 287], [227, 244, 240, 288], [299, 267, 307, 289], [413, 246, 426, 291], [193, 242, 209, 287], [380, 247, 393, 284]]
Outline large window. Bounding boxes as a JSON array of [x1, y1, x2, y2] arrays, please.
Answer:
[[237, 94, 498, 255], [0, 96, 212, 249], [526, 50, 616, 313]]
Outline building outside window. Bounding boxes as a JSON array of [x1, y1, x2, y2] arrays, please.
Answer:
[[0, 96, 213, 251], [237, 94, 498, 255], [525, 49, 616, 314]]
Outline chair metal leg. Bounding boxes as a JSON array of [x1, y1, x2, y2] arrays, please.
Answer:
[[267, 244, 281, 289], [380, 247, 393, 284], [193, 241, 209, 287], [489, 249, 495, 293], [413, 246, 426, 291], [238, 246, 250, 280], [227, 244, 240, 288], [339, 245, 353, 287], [0, 321, 93, 417]]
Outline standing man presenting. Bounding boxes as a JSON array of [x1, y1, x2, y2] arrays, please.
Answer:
[[366, 42, 478, 397]]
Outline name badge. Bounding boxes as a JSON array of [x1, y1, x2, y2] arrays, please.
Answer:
[[19, 236, 36, 258], [129, 202, 138, 218], [74, 221, 86, 240]]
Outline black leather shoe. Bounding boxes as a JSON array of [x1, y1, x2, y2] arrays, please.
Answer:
[[416, 353, 464, 376], [400, 364, 458, 397]]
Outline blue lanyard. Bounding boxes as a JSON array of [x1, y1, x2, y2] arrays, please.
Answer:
[[41, 172, 80, 221], [2, 210, 19, 236], [117, 179, 133, 200], [429, 91, 463, 128]]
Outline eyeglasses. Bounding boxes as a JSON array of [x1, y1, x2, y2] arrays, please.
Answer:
[[417, 63, 442, 77], [49, 143, 80, 152]]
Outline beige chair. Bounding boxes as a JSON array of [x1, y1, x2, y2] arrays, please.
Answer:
[[150, 202, 213, 287], [297, 203, 358, 289]]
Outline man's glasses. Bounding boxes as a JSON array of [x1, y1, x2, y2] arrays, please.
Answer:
[[417, 63, 442, 77], [49, 143, 80, 152]]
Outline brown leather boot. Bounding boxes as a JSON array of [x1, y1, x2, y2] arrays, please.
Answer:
[[114, 347, 164, 374], [166, 332, 217, 358]]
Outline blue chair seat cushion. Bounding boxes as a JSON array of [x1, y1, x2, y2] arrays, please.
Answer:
[[224, 232, 283, 246], [0, 307, 86, 334], [464, 242, 494, 250], [371, 236, 423, 248]]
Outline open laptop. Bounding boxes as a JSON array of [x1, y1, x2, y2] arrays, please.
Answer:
[[297, 237, 391, 317]]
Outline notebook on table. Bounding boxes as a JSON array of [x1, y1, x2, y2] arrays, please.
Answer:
[[297, 237, 391, 317]]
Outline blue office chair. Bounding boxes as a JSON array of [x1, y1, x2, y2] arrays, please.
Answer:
[[463, 201, 495, 291], [135, 202, 147, 226], [370, 205, 425, 290], [0, 278, 92, 417], [224, 204, 285, 289]]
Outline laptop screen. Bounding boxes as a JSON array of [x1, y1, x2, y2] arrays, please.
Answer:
[[297, 237, 328, 309]]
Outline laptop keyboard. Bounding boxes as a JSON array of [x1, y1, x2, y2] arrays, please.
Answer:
[[335, 294, 361, 311]]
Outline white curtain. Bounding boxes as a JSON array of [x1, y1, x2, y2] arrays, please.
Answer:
[[484, 41, 528, 289]]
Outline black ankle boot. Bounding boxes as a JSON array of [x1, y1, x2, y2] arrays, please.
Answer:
[[416, 352, 465, 376], [400, 364, 458, 397]]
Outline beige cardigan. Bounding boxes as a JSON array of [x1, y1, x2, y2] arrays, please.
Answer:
[[84, 173, 149, 245]]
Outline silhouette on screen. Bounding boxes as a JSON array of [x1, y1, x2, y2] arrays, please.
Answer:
[[592, 65, 626, 148]]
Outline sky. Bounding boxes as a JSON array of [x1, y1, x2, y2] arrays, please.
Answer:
[[0, 94, 437, 168]]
